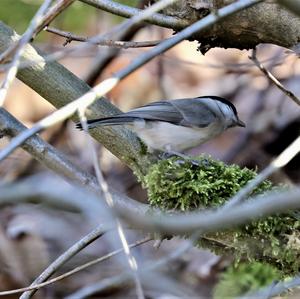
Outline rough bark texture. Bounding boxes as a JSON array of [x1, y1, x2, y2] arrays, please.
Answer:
[[161, 0, 300, 53], [0, 22, 151, 176]]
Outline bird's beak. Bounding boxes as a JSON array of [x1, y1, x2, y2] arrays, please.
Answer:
[[236, 119, 246, 127]]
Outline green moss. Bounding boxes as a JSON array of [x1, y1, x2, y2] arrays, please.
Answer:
[[144, 155, 300, 275], [145, 155, 273, 211], [213, 262, 281, 299]]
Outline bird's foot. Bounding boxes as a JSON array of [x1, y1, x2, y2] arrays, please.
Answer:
[[159, 151, 200, 166]]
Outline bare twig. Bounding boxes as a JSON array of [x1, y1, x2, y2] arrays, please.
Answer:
[[239, 275, 300, 299], [45, 26, 164, 48], [0, 175, 110, 224], [84, 0, 152, 85], [222, 135, 300, 209], [20, 225, 106, 299], [116, 188, 300, 235], [33, 0, 76, 36], [0, 237, 151, 296], [250, 48, 300, 106], [78, 110, 145, 299], [66, 239, 193, 299], [0, 0, 53, 106], [0, 0, 262, 163], [80, 0, 189, 30]]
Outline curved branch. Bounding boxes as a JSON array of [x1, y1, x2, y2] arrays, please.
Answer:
[[82, 0, 300, 51], [79, 0, 189, 30]]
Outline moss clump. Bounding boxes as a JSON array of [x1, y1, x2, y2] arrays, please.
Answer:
[[213, 262, 281, 299], [144, 155, 300, 275], [144, 155, 273, 211]]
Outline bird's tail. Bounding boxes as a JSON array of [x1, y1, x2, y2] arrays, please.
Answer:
[[75, 116, 138, 130]]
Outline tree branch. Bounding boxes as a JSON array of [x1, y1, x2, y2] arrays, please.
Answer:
[[0, 108, 147, 215], [116, 188, 300, 235], [0, 0, 261, 170], [79, 0, 189, 30], [0, 21, 148, 175]]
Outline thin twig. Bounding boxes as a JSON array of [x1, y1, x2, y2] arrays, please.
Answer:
[[20, 225, 106, 299], [84, 0, 151, 85], [239, 275, 300, 299], [250, 48, 300, 106], [0, 43, 287, 74], [45, 26, 165, 48], [0, 0, 53, 106], [0, 0, 262, 162], [66, 238, 193, 299], [78, 110, 145, 299], [33, 0, 76, 36], [0, 237, 151, 296]]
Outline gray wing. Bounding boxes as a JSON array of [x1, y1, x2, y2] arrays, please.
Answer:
[[125, 98, 217, 128]]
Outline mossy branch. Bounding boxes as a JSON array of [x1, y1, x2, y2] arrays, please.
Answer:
[[143, 156, 299, 276]]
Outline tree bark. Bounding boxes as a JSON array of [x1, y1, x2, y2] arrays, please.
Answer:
[[161, 0, 300, 52]]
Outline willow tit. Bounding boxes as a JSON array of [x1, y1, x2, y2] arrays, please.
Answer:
[[76, 96, 245, 153]]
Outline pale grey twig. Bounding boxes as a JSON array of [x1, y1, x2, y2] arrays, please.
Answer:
[[116, 188, 300, 235], [0, 0, 53, 107], [20, 225, 106, 299], [239, 275, 300, 299], [65, 239, 193, 299], [250, 48, 300, 106], [0, 175, 109, 224], [222, 135, 300, 209], [78, 109, 145, 299], [33, 0, 76, 36], [103, 0, 177, 40], [0, 237, 151, 296], [0, 0, 262, 162]]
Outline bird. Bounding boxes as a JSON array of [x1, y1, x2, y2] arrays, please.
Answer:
[[76, 96, 245, 155]]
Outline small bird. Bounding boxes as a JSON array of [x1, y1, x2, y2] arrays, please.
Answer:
[[76, 96, 245, 154]]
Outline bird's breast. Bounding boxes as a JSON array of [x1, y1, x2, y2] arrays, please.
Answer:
[[132, 121, 223, 152]]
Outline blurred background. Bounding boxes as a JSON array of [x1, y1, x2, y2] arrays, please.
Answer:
[[0, 0, 299, 297]]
